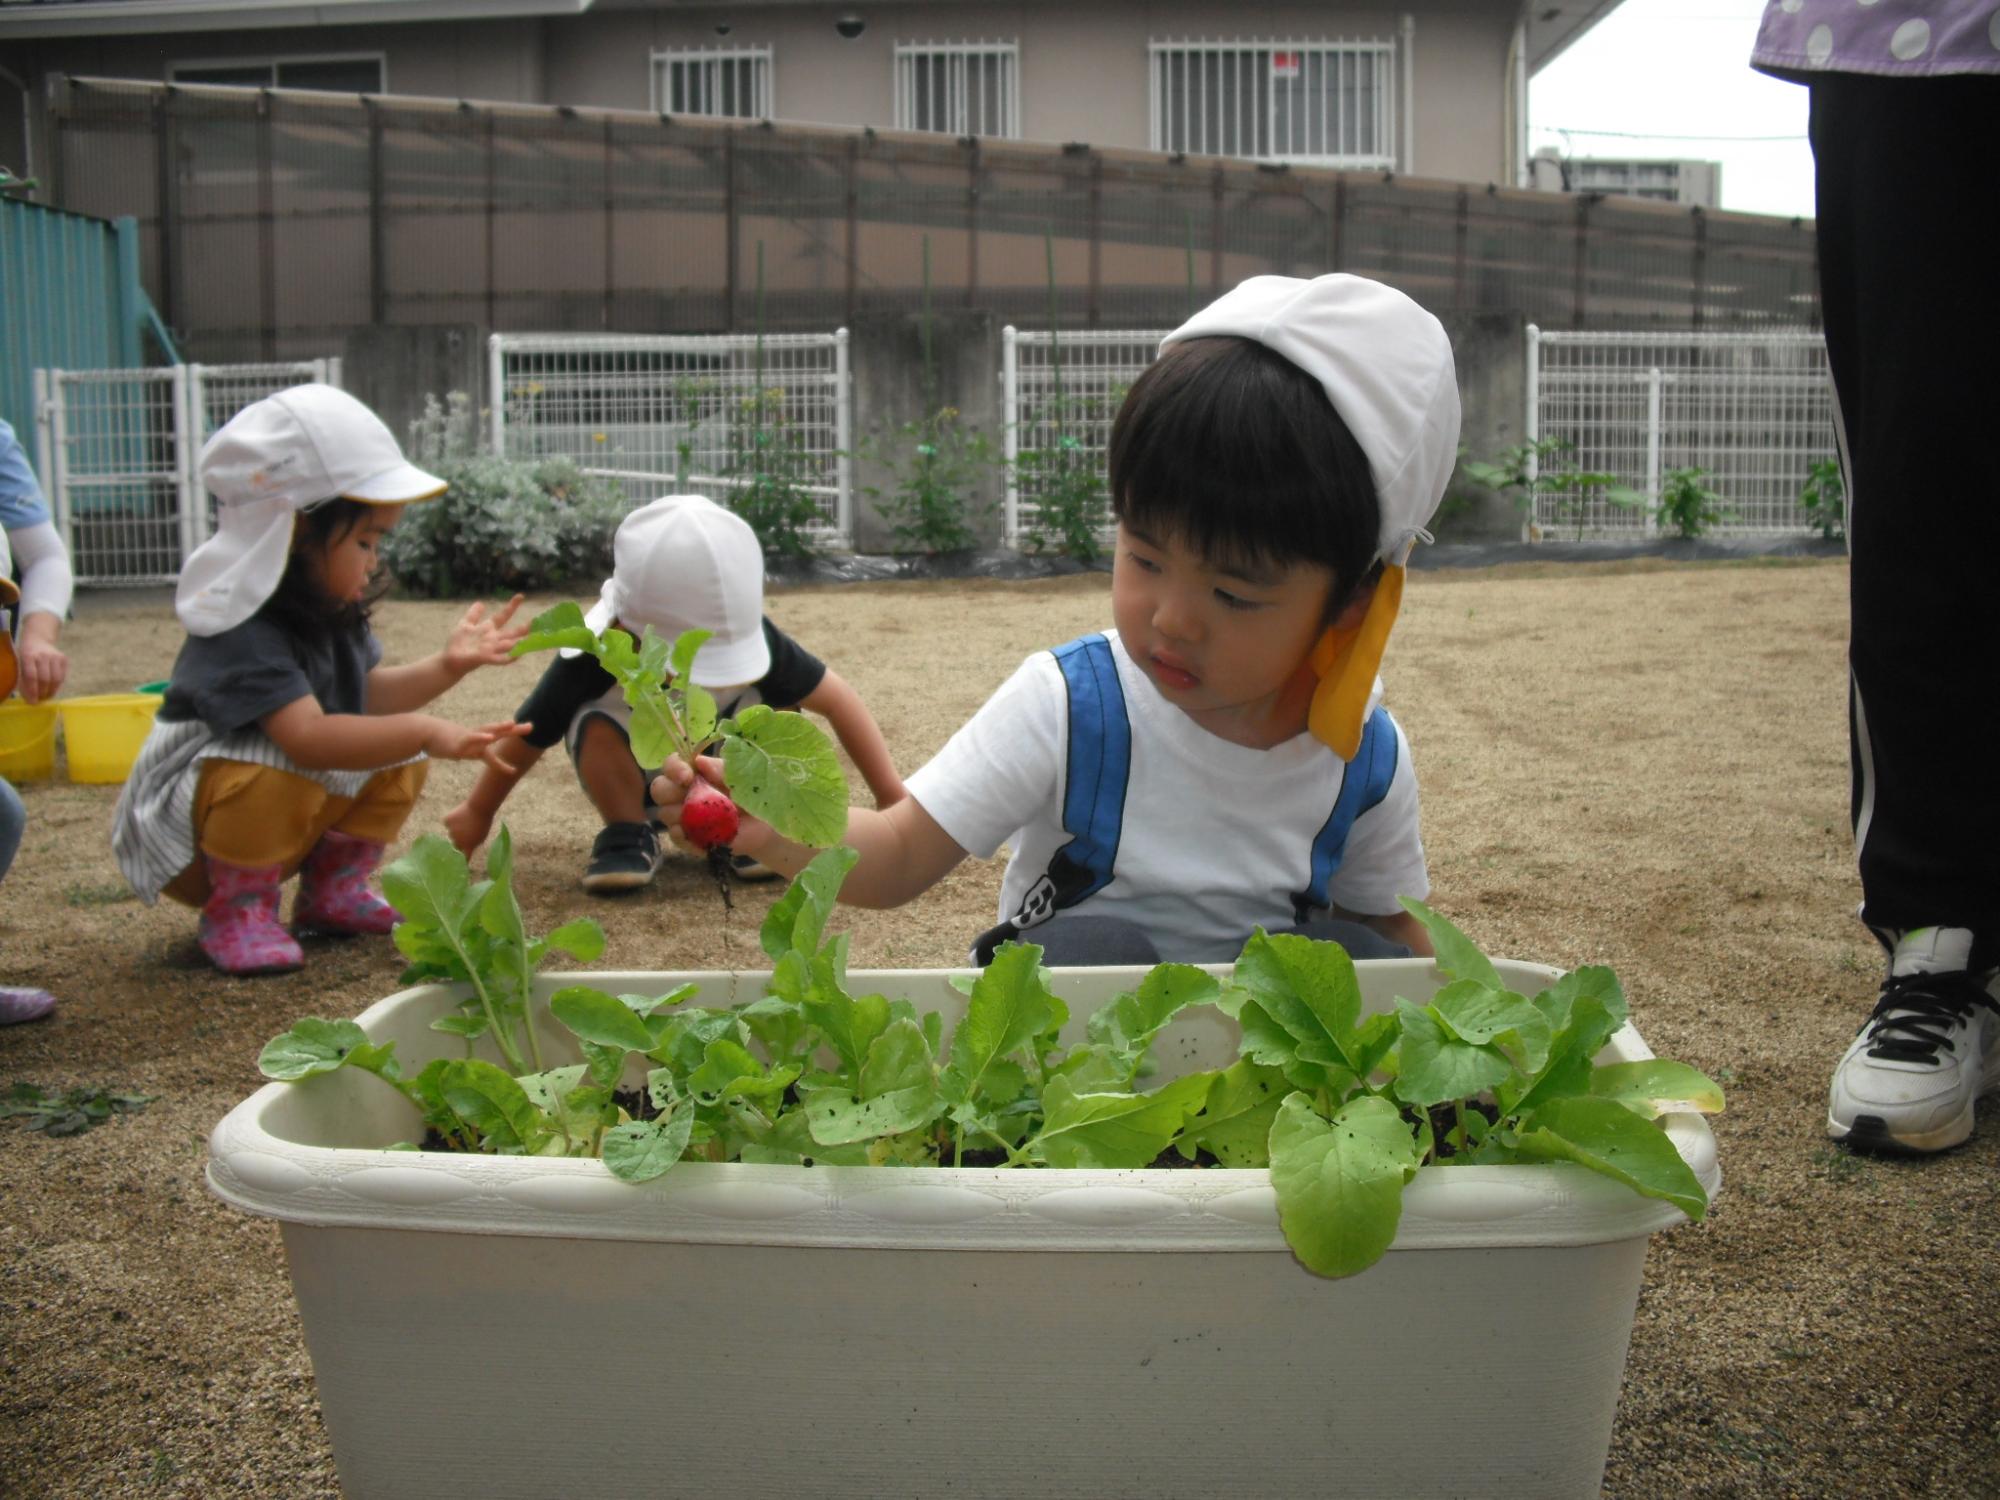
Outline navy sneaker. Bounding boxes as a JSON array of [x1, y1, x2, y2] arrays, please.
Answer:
[[581, 821, 662, 895]]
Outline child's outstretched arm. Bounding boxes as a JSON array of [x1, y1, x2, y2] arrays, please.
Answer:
[[366, 595, 530, 715], [444, 733, 546, 856], [653, 754, 962, 908], [263, 694, 530, 774], [796, 667, 908, 809]]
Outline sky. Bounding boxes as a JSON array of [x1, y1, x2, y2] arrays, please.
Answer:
[[1529, 0, 1817, 219]]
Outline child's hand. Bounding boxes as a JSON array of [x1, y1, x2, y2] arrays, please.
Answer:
[[443, 799, 494, 857], [423, 717, 532, 764], [442, 595, 530, 677], [651, 754, 766, 855]]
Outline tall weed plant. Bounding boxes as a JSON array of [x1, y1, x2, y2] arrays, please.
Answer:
[[385, 393, 629, 598]]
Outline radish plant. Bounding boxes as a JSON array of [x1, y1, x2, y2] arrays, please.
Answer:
[[260, 840, 1722, 1279], [510, 602, 850, 872]]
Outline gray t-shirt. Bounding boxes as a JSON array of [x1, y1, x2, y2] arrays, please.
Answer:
[[159, 613, 384, 737]]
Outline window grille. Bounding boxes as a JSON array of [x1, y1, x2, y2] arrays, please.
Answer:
[[1148, 38, 1395, 169], [653, 47, 773, 120], [894, 41, 1019, 139]]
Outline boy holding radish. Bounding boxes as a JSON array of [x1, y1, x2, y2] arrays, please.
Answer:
[[658, 274, 1457, 966], [446, 493, 906, 891]]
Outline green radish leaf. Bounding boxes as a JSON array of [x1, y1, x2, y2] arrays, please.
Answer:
[[1267, 1092, 1421, 1278], [1514, 1095, 1710, 1220], [687, 1038, 800, 1105], [941, 943, 1055, 1105], [544, 918, 607, 964], [1230, 930, 1368, 1075], [509, 601, 594, 657], [602, 1106, 695, 1183], [803, 981, 891, 1082], [1391, 997, 1517, 1109], [430, 1013, 490, 1040], [1398, 897, 1504, 990], [761, 845, 861, 962], [1588, 1060, 1726, 1118], [1535, 965, 1628, 1034], [1030, 1072, 1212, 1168], [380, 834, 481, 934], [437, 1059, 546, 1152], [720, 705, 850, 848], [1183, 1060, 1288, 1168], [257, 1018, 372, 1080], [805, 1020, 942, 1145], [551, 986, 656, 1053], [1430, 981, 1551, 1072]]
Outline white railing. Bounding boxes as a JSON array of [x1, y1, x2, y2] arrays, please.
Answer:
[[1000, 327, 1163, 551], [38, 359, 339, 586], [489, 330, 852, 546], [1525, 327, 1835, 539]]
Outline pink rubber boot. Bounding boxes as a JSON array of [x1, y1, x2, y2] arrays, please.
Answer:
[[198, 859, 304, 976], [293, 830, 398, 937]]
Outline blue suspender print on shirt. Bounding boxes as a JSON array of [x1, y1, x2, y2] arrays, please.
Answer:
[[971, 634, 1398, 964]]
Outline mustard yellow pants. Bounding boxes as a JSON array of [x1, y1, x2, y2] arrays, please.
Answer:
[[161, 759, 428, 908]]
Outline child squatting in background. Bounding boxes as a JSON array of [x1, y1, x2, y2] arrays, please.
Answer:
[[445, 493, 906, 892], [112, 384, 532, 977], [656, 273, 1459, 966]]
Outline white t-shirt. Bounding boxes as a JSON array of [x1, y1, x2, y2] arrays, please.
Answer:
[[907, 630, 1429, 964]]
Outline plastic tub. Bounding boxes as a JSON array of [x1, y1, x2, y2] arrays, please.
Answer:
[[60, 692, 162, 784], [0, 699, 59, 781], [209, 959, 1720, 1500]]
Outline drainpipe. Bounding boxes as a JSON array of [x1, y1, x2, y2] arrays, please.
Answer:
[[1513, 18, 1529, 188], [1399, 14, 1415, 174], [0, 62, 31, 189]]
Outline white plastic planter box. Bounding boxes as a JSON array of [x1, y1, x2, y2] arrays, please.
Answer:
[[209, 958, 1719, 1500]]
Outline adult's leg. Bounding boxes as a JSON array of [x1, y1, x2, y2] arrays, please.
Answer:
[[1814, 73, 2000, 964]]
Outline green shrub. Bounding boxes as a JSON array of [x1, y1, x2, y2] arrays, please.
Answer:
[[1798, 457, 1845, 540], [721, 386, 825, 560], [1653, 466, 1735, 540], [860, 405, 998, 554], [1461, 437, 1647, 541], [385, 393, 631, 598]]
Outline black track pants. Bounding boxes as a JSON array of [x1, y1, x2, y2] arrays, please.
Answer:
[[1809, 71, 2000, 965]]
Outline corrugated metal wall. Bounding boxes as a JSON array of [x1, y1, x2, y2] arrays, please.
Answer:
[[0, 195, 140, 446], [47, 76, 1821, 366]]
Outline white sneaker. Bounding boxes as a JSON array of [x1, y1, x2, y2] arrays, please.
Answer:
[[1828, 927, 2000, 1154]]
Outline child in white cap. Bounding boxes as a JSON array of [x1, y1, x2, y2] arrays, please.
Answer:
[[657, 273, 1459, 965], [111, 384, 532, 976], [446, 493, 906, 893]]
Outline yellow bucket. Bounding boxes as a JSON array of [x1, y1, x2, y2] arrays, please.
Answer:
[[61, 693, 162, 785], [0, 699, 60, 782]]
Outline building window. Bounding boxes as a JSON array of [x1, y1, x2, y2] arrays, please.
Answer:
[[1148, 38, 1395, 169], [172, 56, 386, 93], [894, 41, 1019, 139], [653, 47, 774, 120]]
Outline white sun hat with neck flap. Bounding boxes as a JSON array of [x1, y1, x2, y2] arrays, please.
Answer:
[[1158, 272, 1461, 760], [176, 383, 445, 637], [568, 494, 771, 688]]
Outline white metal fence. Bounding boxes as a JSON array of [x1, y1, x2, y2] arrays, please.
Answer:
[[1001, 327, 1163, 551], [489, 331, 853, 546], [37, 359, 340, 586], [1526, 327, 1836, 539]]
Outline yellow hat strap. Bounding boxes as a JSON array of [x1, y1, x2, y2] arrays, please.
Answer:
[[1307, 563, 1405, 760]]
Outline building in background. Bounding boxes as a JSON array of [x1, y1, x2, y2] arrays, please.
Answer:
[[0, 1, 1635, 195], [1528, 146, 1721, 206]]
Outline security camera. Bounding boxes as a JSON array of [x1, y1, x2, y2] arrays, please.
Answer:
[[835, 14, 865, 39], [714, 21, 733, 35]]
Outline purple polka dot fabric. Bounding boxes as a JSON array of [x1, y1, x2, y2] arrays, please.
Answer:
[[1753, 0, 2000, 79]]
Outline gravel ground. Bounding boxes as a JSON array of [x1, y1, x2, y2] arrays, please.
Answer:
[[2, 556, 1996, 1498]]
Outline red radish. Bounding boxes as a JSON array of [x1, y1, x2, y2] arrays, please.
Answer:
[[680, 774, 741, 851]]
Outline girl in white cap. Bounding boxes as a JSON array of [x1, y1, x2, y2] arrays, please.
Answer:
[[658, 273, 1460, 967], [111, 384, 532, 977]]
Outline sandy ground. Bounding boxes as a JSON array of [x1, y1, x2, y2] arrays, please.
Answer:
[[2, 556, 1996, 1498]]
